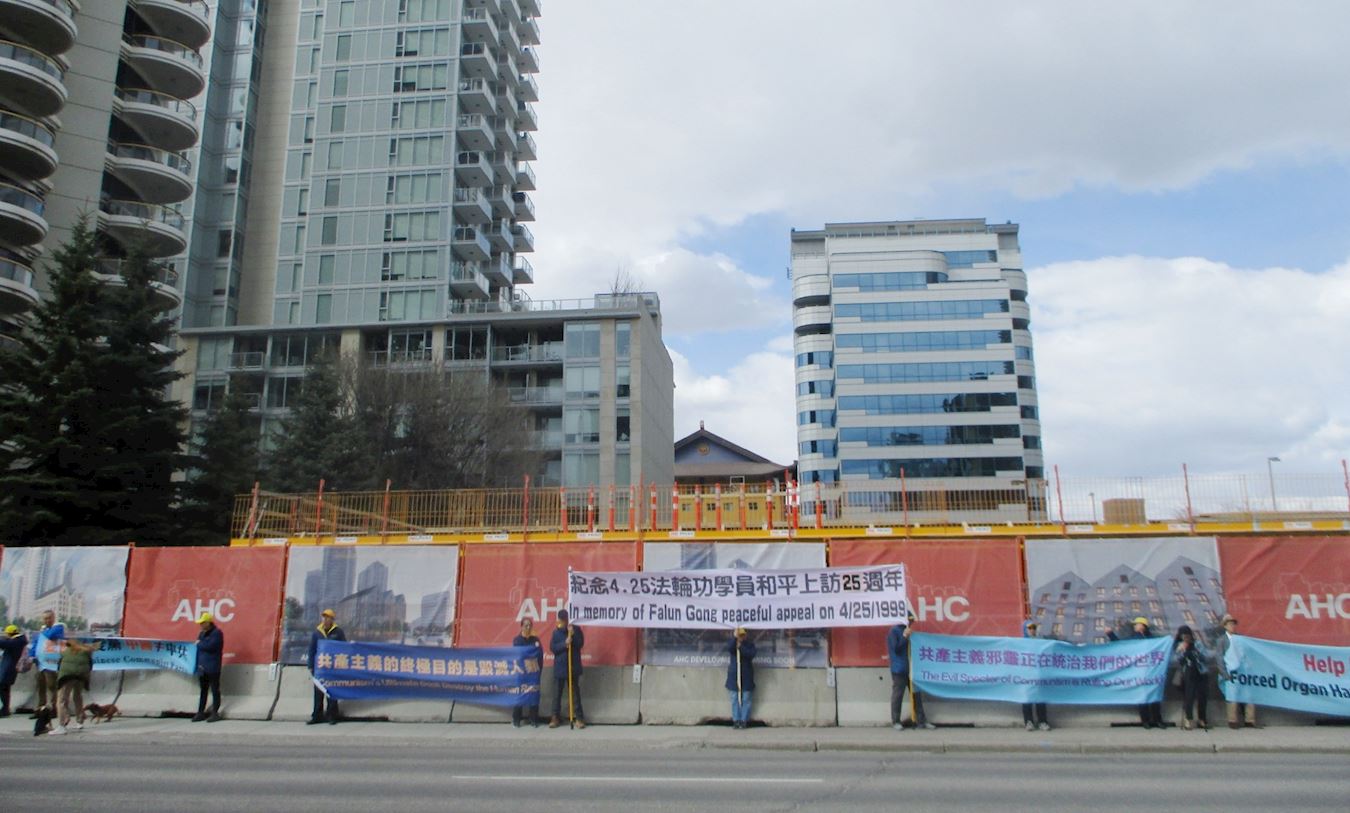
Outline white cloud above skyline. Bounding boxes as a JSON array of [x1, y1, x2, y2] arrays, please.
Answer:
[[525, 2, 1350, 477]]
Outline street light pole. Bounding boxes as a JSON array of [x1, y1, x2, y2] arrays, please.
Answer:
[[1266, 456, 1281, 513]]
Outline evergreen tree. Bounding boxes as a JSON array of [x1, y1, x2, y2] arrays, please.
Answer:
[[178, 386, 262, 545], [0, 218, 187, 545], [265, 353, 374, 492]]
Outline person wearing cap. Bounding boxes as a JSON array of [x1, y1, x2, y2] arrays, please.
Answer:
[[0, 624, 29, 717], [548, 610, 585, 728], [725, 627, 757, 729], [887, 612, 933, 730], [1170, 624, 1212, 730], [1214, 613, 1257, 729], [308, 609, 347, 725], [1021, 620, 1051, 731], [511, 618, 542, 727], [193, 612, 224, 723], [1107, 616, 1163, 729], [31, 610, 64, 716]]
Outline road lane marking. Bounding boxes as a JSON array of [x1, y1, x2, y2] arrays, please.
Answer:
[[451, 775, 823, 784]]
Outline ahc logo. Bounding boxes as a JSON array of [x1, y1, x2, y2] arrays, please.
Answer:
[[171, 598, 236, 623]]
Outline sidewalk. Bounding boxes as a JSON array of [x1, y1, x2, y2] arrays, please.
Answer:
[[3, 714, 1345, 754]]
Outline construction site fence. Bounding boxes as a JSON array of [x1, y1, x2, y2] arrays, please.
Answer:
[[232, 468, 1350, 539]]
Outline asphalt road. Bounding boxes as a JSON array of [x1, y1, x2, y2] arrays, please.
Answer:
[[1, 734, 1345, 812]]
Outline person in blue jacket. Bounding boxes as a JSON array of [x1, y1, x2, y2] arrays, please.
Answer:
[[511, 618, 542, 727], [308, 609, 346, 725], [548, 610, 585, 728], [31, 610, 64, 715], [193, 612, 224, 722], [1107, 616, 1163, 729], [887, 612, 933, 730], [725, 627, 756, 729], [0, 624, 29, 717], [1021, 620, 1051, 731]]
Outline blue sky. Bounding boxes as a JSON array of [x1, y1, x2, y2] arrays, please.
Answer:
[[527, 2, 1350, 479]]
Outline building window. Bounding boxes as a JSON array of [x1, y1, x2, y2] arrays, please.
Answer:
[[564, 409, 600, 445], [615, 365, 630, 398], [564, 366, 600, 399], [565, 323, 600, 358], [318, 255, 335, 284], [616, 323, 631, 358], [315, 293, 332, 324], [330, 105, 347, 133], [615, 408, 630, 443], [335, 34, 352, 62], [320, 216, 338, 245]]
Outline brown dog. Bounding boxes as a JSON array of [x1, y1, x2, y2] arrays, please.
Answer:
[[84, 703, 120, 723]]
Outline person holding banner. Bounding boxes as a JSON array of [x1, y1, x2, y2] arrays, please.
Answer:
[[1, 624, 29, 717], [511, 618, 542, 728], [308, 609, 346, 725], [193, 612, 224, 723], [1021, 620, 1051, 731], [726, 627, 756, 729], [1108, 617, 1164, 729], [1170, 625, 1212, 730], [53, 638, 100, 734], [548, 610, 585, 729], [1214, 614, 1257, 729], [887, 613, 933, 730], [31, 610, 63, 716]]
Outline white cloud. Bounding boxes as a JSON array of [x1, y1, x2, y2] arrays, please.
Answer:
[[672, 347, 797, 466], [1031, 256, 1350, 476]]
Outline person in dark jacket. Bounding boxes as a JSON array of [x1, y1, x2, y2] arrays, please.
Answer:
[[1107, 616, 1163, 728], [1214, 613, 1257, 729], [725, 627, 756, 729], [0, 624, 30, 717], [308, 608, 346, 725], [1021, 620, 1051, 731], [887, 612, 933, 730], [1171, 624, 1211, 730], [548, 610, 585, 728], [193, 612, 224, 722], [511, 618, 542, 727]]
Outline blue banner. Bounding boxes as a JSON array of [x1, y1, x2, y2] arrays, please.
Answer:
[[911, 632, 1170, 705], [313, 640, 542, 707], [1221, 634, 1350, 717], [34, 633, 196, 674]]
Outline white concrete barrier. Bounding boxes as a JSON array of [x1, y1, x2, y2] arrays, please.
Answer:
[[115, 670, 201, 717], [640, 665, 835, 726]]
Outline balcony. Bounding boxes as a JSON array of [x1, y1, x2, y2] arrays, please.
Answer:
[[368, 347, 434, 368], [516, 73, 539, 103], [0, 0, 77, 54], [93, 258, 183, 310], [512, 256, 534, 285], [120, 35, 206, 99], [793, 304, 833, 334], [0, 316, 22, 354], [461, 6, 498, 43], [511, 190, 534, 222], [227, 351, 265, 370], [451, 225, 491, 261], [455, 114, 493, 154], [458, 41, 496, 80], [516, 101, 537, 132], [113, 87, 198, 151], [105, 141, 193, 204], [128, 0, 212, 49], [509, 386, 562, 406], [451, 188, 491, 226], [0, 39, 66, 117], [456, 77, 493, 116], [519, 46, 539, 74], [514, 131, 537, 161], [99, 199, 187, 257], [449, 260, 490, 299], [484, 252, 512, 286], [520, 0, 541, 17], [0, 181, 47, 248], [0, 255, 40, 314], [487, 185, 514, 219], [492, 341, 563, 363], [0, 110, 57, 180], [485, 219, 513, 252], [515, 163, 536, 191], [491, 81, 516, 122], [454, 150, 493, 187], [498, 18, 520, 57], [489, 115, 514, 150], [518, 15, 540, 46], [496, 53, 518, 88], [511, 223, 534, 253]]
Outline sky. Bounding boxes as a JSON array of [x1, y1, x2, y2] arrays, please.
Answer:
[[523, 1, 1350, 479]]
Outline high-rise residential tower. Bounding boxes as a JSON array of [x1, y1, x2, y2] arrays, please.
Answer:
[[791, 219, 1044, 523]]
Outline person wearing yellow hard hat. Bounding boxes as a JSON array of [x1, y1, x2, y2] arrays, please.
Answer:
[[0, 624, 29, 717], [192, 612, 224, 722], [1104, 616, 1163, 729], [726, 627, 757, 729], [308, 609, 346, 725]]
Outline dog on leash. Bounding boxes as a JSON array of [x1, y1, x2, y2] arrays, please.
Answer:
[[84, 703, 120, 723], [33, 707, 54, 737]]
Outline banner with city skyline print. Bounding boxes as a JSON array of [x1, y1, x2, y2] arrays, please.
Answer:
[[0, 546, 129, 636], [280, 545, 459, 666]]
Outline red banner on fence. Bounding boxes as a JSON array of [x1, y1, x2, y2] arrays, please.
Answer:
[[457, 542, 639, 665], [827, 538, 1026, 667], [122, 547, 287, 665], [1217, 536, 1350, 646]]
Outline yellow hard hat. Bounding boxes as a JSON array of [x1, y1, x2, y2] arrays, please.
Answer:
[[1132, 616, 1149, 626], [197, 612, 213, 624]]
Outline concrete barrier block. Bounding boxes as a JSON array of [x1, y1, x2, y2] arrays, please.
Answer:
[[218, 664, 282, 720], [9, 671, 121, 712], [274, 665, 451, 723], [115, 670, 201, 717], [640, 666, 834, 726], [835, 667, 890, 726]]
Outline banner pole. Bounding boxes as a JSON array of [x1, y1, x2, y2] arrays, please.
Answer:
[[567, 627, 575, 729], [736, 635, 742, 719]]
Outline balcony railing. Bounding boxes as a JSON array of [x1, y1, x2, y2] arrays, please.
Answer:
[[0, 110, 55, 147], [509, 386, 563, 404], [0, 256, 35, 287], [108, 141, 192, 174], [0, 39, 63, 80], [94, 258, 180, 287], [0, 181, 45, 215], [368, 348, 434, 367], [227, 351, 265, 369], [115, 87, 198, 121], [100, 199, 185, 229], [492, 342, 564, 363], [123, 34, 204, 69]]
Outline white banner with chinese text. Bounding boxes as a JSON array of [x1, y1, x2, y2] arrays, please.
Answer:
[[566, 565, 908, 630]]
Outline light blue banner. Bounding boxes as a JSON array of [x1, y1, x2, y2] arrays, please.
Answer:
[[34, 633, 196, 674], [1221, 634, 1350, 717], [314, 640, 542, 707], [911, 632, 1170, 705]]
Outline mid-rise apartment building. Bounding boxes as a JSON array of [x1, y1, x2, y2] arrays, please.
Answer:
[[791, 219, 1044, 522]]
